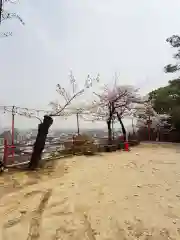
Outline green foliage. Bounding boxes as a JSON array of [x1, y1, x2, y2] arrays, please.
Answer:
[[149, 79, 180, 130], [157, 34, 180, 131], [164, 35, 180, 73], [170, 106, 180, 130]]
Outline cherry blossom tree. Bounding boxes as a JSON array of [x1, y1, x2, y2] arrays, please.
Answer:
[[0, 0, 24, 37], [134, 100, 155, 140], [135, 100, 170, 140], [29, 73, 99, 170], [49, 72, 100, 135], [82, 82, 141, 144]]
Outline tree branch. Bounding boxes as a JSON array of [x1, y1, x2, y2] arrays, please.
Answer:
[[50, 89, 84, 117], [0, 0, 24, 36]]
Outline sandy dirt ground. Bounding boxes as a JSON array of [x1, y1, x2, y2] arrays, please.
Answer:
[[0, 143, 180, 239]]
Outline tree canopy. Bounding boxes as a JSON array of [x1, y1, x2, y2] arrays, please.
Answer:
[[164, 35, 180, 73], [148, 34, 180, 132], [149, 79, 180, 131]]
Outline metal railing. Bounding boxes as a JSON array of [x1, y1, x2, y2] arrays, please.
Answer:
[[2, 137, 109, 168]]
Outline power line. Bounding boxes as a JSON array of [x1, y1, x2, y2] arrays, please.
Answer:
[[0, 105, 53, 122], [0, 105, 52, 113], [0, 104, 90, 120]]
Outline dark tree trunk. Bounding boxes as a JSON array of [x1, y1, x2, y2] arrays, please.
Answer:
[[29, 115, 53, 170], [117, 113, 126, 142], [106, 102, 114, 145], [107, 119, 112, 145]]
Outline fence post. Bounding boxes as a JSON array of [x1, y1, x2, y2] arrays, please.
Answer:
[[72, 135, 75, 155]]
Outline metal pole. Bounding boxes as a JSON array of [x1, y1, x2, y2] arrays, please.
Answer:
[[148, 115, 151, 141], [11, 106, 15, 157], [76, 113, 80, 135]]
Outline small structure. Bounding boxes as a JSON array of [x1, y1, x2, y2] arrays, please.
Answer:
[[64, 134, 97, 155]]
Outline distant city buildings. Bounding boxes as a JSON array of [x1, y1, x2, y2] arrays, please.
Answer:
[[0, 126, 126, 149], [0, 131, 12, 145]]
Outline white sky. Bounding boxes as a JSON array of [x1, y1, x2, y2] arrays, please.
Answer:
[[0, 0, 179, 130]]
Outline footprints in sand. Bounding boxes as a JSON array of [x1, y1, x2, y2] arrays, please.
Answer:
[[2, 191, 180, 240], [2, 189, 52, 240], [4, 215, 23, 229], [47, 197, 73, 217], [27, 189, 52, 240], [24, 190, 43, 198]]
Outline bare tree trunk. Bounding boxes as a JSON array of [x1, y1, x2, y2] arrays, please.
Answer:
[[29, 115, 53, 170], [107, 119, 112, 145], [106, 102, 114, 145], [117, 113, 126, 142]]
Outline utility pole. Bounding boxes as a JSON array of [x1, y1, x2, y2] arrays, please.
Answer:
[[76, 113, 80, 135], [11, 106, 15, 157]]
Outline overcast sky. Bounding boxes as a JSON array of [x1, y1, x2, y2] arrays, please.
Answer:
[[0, 0, 179, 130]]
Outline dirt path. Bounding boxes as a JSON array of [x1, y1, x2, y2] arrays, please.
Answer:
[[1, 144, 180, 239]]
